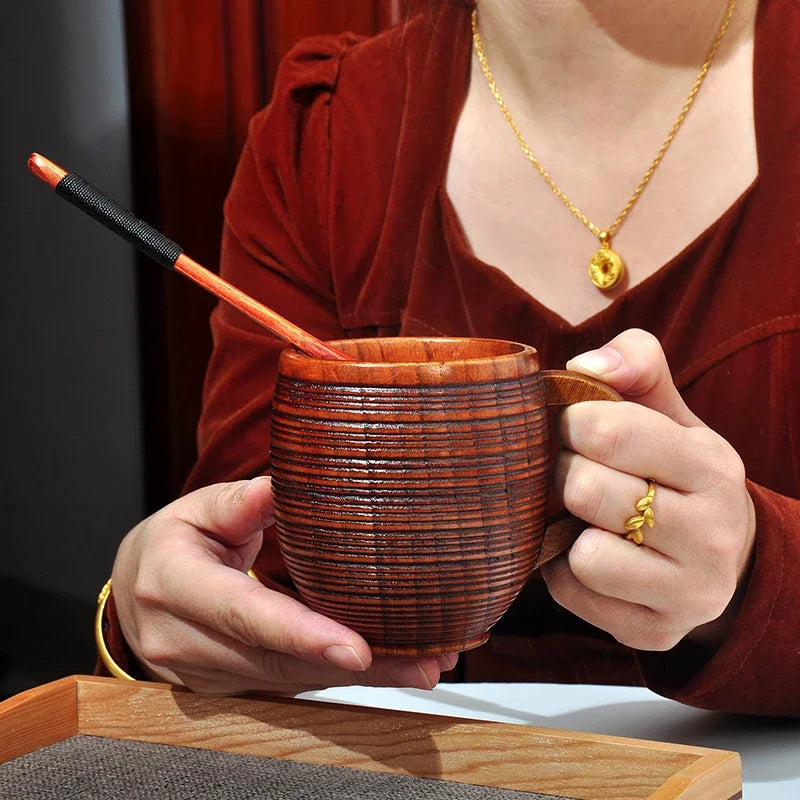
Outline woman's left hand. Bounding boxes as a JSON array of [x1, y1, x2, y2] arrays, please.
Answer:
[[541, 328, 756, 652]]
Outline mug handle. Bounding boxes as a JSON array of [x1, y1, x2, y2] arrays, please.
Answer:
[[534, 370, 622, 568]]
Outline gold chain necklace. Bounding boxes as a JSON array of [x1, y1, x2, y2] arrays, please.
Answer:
[[471, 1, 737, 290]]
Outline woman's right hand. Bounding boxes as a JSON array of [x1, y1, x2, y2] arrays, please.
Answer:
[[111, 476, 456, 695]]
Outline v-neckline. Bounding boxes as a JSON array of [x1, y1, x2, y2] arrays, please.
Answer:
[[436, 2, 763, 333], [440, 180, 757, 334]]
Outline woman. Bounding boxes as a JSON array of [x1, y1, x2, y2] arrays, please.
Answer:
[[101, 0, 799, 714]]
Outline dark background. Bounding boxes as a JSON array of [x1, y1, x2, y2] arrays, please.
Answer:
[[1, 0, 144, 697]]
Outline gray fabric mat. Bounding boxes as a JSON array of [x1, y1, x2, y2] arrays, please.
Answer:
[[0, 734, 578, 799]]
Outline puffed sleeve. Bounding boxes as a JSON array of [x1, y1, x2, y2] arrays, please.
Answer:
[[185, 34, 362, 492]]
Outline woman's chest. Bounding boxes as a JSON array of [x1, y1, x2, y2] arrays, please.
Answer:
[[444, 45, 758, 326]]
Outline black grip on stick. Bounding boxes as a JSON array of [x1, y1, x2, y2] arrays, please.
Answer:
[[55, 172, 183, 270]]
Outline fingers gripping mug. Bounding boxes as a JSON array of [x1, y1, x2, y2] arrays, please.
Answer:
[[270, 337, 619, 656]]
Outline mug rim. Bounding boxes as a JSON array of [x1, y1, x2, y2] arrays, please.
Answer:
[[280, 335, 538, 366]]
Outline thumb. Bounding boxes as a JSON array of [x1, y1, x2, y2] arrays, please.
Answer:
[[565, 328, 702, 428], [169, 476, 275, 548]]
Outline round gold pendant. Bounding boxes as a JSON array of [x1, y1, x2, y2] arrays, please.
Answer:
[[588, 247, 625, 290]]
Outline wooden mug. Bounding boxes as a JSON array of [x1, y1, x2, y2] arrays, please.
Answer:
[[270, 337, 620, 656]]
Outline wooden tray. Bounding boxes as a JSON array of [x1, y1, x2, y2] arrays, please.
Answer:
[[0, 675, 741, 800]]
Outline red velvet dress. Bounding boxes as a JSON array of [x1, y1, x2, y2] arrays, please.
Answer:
[[107, 0, 800, 715]]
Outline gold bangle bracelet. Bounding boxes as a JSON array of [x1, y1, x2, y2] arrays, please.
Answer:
[[94, 578, 135, 681], [95, 570, 260, 683]]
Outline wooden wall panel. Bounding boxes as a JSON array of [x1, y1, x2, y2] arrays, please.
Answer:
[[125, 1, 408, 506]]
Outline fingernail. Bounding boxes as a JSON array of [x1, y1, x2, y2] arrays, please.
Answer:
[[236, 476, 265, 503], [566, 346, 622, 378], [437, 652, 459, 672], [238, 477, 275, 527], [417, 658, 439, 689], [323, 644, 367, 671], [243, 475, 270, 497], [390, 660, 436, 690]]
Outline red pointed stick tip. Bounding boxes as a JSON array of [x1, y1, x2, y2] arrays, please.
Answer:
[[28, 153, 67, 188]]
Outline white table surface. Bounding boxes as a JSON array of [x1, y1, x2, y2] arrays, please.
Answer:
[[302, 682, 800, 799]]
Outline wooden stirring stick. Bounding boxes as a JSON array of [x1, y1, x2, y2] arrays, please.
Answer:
[[28, 153, 350, 361]]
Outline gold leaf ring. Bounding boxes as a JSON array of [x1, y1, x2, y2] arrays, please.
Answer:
[[623, 479, 656, 545]]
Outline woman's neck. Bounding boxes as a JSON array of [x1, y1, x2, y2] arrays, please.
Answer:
[[474, 0, 749, 116]]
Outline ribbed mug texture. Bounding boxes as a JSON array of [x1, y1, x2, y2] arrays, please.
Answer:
[[270, 338, 548, 655]]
